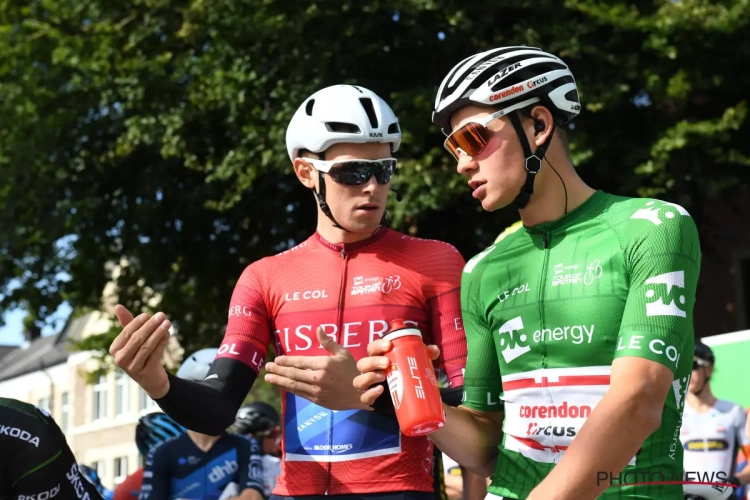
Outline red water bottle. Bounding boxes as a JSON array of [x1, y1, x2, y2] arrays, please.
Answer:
[[383, 318, 445, 436]]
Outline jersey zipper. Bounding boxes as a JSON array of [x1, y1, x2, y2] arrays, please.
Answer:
[[540, 231, 562, 460], [538, 232, 550, 367], [325, 246, 349, 495]]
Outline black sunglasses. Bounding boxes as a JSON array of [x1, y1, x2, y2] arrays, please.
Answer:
[[305, 158, 397, 186]]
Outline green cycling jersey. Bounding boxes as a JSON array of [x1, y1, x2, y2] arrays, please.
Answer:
[[462, 191, 701, 499]]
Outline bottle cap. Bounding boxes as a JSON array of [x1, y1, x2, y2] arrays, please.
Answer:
[[384, 318, 422, 342]]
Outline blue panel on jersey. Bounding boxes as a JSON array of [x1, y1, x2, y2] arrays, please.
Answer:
[[170, 449, 238, 500], [284, 393, 401, 461]]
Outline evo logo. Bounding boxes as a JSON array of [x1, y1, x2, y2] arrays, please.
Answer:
[[208, 459, 238, 483], [498, 316, 530, 363], [630, 200, 691, 226], [645, 271, 687, 318]]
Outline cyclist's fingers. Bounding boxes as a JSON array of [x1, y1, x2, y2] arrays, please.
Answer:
[[359, 385, 384, 406], [143, 331, 170, 370], [356, 355, 389, 374], [264, 373, 318, 399], [110, 312, 151, 355], [265, 363, 321, 385], [114, 304, 136, 328], [426, 345, 441, 361], [127, 320, 171, 372], [353, 371, 384, 391], [366, 339, 391, 356], [272, 354, 328, 371], [115, 312, 166, 363]]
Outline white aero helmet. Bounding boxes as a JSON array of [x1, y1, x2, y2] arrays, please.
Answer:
[[432, 46, 581, 209], [177, 348, 218, 381], [285, 84, 402, 161]]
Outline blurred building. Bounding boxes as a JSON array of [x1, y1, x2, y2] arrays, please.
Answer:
[[0, 262, 182, 490]]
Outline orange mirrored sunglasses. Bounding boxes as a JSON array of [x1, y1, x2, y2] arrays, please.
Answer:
[[443, 110, 506, 161]]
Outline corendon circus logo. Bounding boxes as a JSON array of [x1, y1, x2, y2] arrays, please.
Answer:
[[519, 403, 592, 419], [526, 422, 577, 437], [596, 470, 736, 491]]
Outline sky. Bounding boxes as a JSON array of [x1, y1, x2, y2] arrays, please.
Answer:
[[0, 303, 74, 346]]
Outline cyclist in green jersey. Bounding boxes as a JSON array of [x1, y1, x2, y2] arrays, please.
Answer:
[[354, 46, 701, 500]]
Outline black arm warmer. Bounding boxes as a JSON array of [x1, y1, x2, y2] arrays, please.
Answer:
[[154, 357, 256, 435], [371, 383, 465, 416]]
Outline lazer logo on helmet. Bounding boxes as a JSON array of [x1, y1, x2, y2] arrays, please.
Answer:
[[487, 62, 522, 86], [527, 76, 548, 89], [489, 85, 525, 103]]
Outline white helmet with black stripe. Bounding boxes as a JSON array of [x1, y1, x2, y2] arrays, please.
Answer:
[[432, 46, 580, 134], [432, 46, 581, 209]]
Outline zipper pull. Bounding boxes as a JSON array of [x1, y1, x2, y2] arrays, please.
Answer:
[[340, 248, 346, 259], [543, 233, 549, 249]]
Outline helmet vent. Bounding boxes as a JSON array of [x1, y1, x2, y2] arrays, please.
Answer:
[[565, 89, 579, 103], [359, 98, 379, 128], [305, 99, 316, 116], [325, 122, 361, 134], [387, 122, 400, 134]]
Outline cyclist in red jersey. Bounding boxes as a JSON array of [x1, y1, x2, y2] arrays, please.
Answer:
[[110, 84, 468, 500]]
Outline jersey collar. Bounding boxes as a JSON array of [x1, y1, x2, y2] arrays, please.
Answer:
[[314, 226, 389, 254], [524, 190, 605, 235]]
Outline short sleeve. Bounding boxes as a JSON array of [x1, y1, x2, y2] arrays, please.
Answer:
[[423, 243, 467, 388], [216, 264, 272, 373], [614, 204, 702, 375], [461, 248, 504, 412]]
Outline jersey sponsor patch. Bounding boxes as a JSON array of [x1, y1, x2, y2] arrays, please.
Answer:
[[683, 439, 730, 451], [171, 449, 239, 498], [497, 315, 595, 364], [0, 424, 40, 447], [17, 484, 60, 500], [283, 394, 401, 462], [644, 270, 687, 318], [630, 200, 691, 226]]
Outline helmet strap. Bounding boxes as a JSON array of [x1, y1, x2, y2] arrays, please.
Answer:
[[314, 171, 351, 232], [508, 111, 555, 210]]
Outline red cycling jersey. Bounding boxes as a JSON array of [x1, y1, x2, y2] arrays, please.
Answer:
[[113, 467, 143, 500], [216, 227, 466, 496]]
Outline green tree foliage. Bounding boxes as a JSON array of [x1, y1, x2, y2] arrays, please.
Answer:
[[1, 1, 748, 394]]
